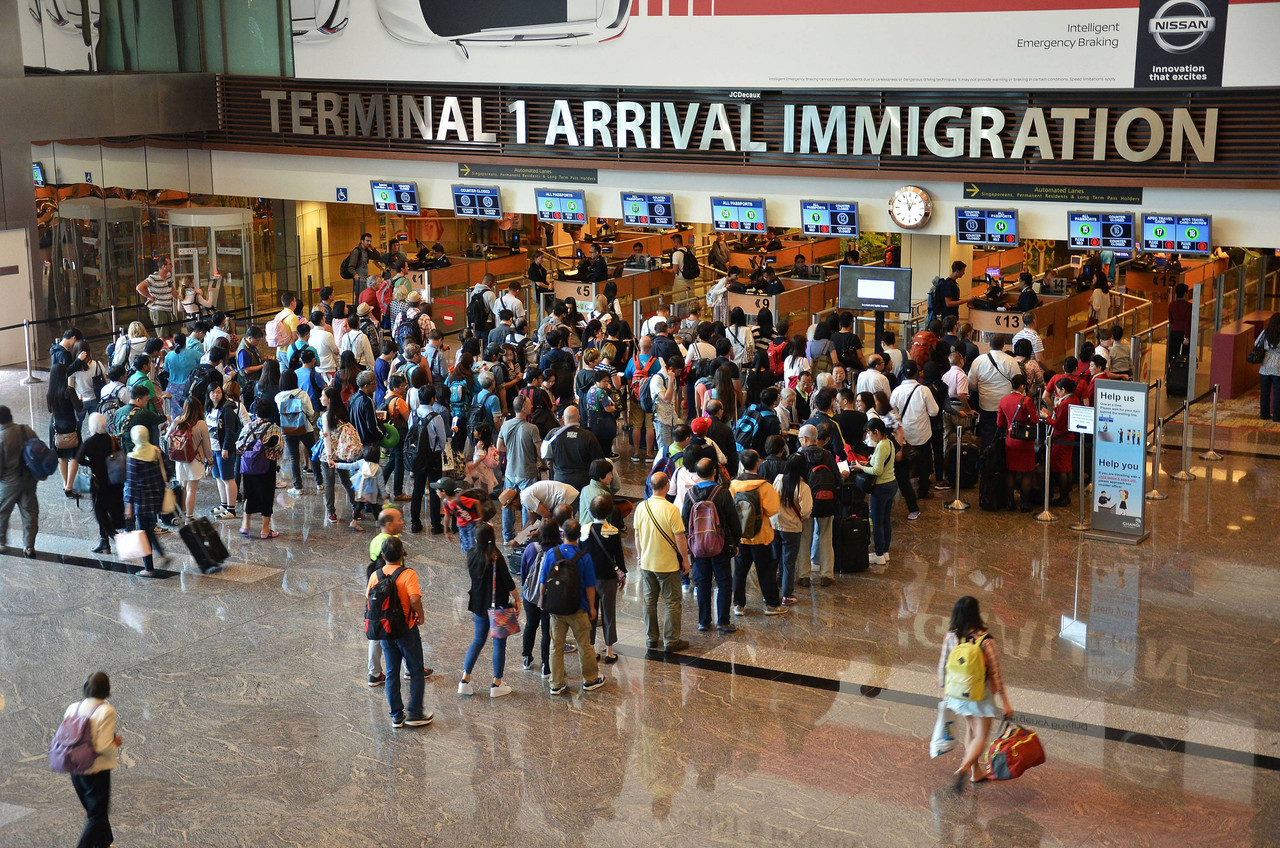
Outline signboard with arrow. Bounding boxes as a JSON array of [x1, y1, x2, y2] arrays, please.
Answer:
[[964, 183, 1143, 205]]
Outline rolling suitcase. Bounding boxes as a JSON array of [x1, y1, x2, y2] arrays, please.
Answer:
[[978, 440, 1008, 512], [833, 503, 870, 574], [944, 441, 981, 489], [1166, 354, 1189, 397], [177, 507, 228, 573]]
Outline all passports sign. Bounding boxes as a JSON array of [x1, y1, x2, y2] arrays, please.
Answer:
[[1088, 381, 1150, 545]]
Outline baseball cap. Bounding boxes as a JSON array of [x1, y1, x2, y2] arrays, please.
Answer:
[[429, 477, 459, 494]]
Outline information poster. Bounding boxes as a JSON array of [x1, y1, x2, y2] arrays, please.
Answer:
[[1090, 380, 1149, 540]]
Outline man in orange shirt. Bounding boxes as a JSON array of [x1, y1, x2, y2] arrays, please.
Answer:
[[365, 537, 433, 728]]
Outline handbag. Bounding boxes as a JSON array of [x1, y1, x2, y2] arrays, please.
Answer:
[[1246, 341, 1266, 365], [72, 466, 94, 495], [488, 564, 521, 639], [105, 438, 127, 485], [114, 529, 152, 559], [54, 431, 80, 450], [979, 720, 1046, 780], [1009, 398, 1036, 442]]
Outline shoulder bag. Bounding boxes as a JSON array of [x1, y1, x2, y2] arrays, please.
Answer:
[[1246, 339, 1266, 365], [643, 500, 685, 568], [1009, 397, 1037, 442], [488, 562, 521, 639]]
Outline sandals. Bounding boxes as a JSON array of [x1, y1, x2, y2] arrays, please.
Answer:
[[260, 530, 280, 539]]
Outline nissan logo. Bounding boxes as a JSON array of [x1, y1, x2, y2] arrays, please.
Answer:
[[1148, 0, 1216, 54]]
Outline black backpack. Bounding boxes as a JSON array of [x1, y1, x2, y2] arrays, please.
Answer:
[[679, 247, 700, 280], [541, 547, 584, 616], [467, 290, 492, 333], [402, 411, 439, 469], [467, 388, 496, 435], [340, 250, 357, 280], [365, 565, 410, 640]]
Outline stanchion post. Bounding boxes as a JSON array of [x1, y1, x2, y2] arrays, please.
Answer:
[[1070, 432, 1090, 531], [1146, 379, 1160, 454], [945, 422, 969, 512], [1035, 424, 1058, 522], [1172, 401, 1196, 481], [1199, 383, 1223, 462], [1146, 420, 1168, 501], [19, 320, 42, 386]]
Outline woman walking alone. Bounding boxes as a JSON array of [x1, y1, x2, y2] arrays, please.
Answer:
[[63, 671, 123, 848], [938, 595, 1014, 787], [460, 523, 519, 699]]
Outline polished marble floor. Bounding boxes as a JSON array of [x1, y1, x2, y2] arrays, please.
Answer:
[[0, 368, 1277, 848]]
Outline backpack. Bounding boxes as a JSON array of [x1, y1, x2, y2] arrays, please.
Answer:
[[677, 247, 700, 280], [48, 702, 102, 774], [927, 276, 945, 321], [23, 438, 58, 481], [732, 405, 774, 453], [686, 485, 725, 558], [394, 317, 420, 349], [733, 485, 763, 539], [167, 423, 197, 462], [766, 340, 788, 377], [639, 371, 660, 414], [98, 391, 124, 426], [364, 565, 410, 640], [340, 250, 356, 280], [812, 351, 832, 374], [467, 388, 496, 435], [279, 393, 309, 436], [332, 422, 363, 462], [467, 290, 492, 333], [402, 411, 440, 469], [644, 448, 685, 499], [519, 387, 557, 437], [630, 354, 658, 403], [240, 438, 270, 475], [804, 449, 839, 517], [520, 543, 546, 606], [264, 310, 294, 348], [546, 349, 575, 403], [447, 376, 473, 421], [541, 548, 584, 616], [944, 634, 989, 701]]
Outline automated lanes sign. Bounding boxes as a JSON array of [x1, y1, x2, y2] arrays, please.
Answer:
[[459, 163, 598, 184], [964, 183, 1143, 205]]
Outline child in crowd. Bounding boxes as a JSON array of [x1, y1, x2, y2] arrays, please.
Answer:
[[432, 477, 484, 552], [336, 444, 390, 530]]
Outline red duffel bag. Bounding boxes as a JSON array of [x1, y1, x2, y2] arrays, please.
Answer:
[[980, 720, 1046, 780]]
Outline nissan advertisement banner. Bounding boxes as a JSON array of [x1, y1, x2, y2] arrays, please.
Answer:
[[290, 0, 1279, 90]]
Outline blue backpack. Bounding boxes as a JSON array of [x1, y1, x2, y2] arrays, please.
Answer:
[[732, 405, 776, 453], [279, 394, 308, 436], [23, 438, 59, 481], [447, 377, 472, 421]]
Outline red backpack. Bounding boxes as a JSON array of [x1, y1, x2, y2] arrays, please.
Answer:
[[630, 354, 659, 402], [766, 339, 788, 377], [167, 423, 197, 463], [686, 485, 726, 558]]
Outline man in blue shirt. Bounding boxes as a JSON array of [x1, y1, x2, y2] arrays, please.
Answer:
[[293, 349, 326, 410], [539, 519, 603, 694]]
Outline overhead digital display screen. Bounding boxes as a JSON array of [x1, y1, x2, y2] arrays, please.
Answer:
[[1068, 211, 1136, 251], [370, 181, 419, 215], [451, 184, 503, 219], [620, 192, 675, 229], [800, 200, 858, 237], [955, 208, 1018, 245], [32, 162, 45, 187], [710, 196, 767, 233], [1141, 214, 1212, 255], [838, 266, 913, 314], [534, 187, 587, 224]]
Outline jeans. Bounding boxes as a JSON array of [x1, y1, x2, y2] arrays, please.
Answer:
[[733, 543, 781, 608], [463, 613, 507, 680], [381, 441, 406, 495], [591, 577, 619, 648], [501, 475, 536, 543], [285, 430, 321, 489], [692, 555, 732, 628], [459, 522, 476, 552], [0, 479, 38, 549], [381, 628, 426, 721], [654, 420, 674, 461], [798, 515, 834, 578], [641, 569, 684, 646], [411, 452, 444, 531], [70, 770, 113, 848], [549, 609, 600, 688], [1261, 374, 1280, 419], [323, 464, 357, 518], [771, 530, 801, 597], [869, 480, 898, 557], [522, 601, 551, 669]]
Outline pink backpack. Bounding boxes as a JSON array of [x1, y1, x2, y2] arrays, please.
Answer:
[[686, 485, 725, 558]]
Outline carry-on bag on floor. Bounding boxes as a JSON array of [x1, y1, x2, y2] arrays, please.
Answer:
[[979, 720, 1046, 780], [177, 507, 228, 573], [1166, 354, 1189, 397], [833, 503, 870, 574], [944, 441, 981, 489]]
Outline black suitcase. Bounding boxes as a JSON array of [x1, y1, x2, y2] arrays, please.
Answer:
[[1166, 354, 1189, 397], [179, 516, 229, 573], [944, 442, 981, 489], [979, 440, 1008, 512], [833, 504, 870, 574], [507, 545, 525, 579]]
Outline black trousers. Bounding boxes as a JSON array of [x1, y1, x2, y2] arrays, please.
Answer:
[[91, 483, 125, 541], [70, 770, 113, 848], [410, 452, 444, 531]]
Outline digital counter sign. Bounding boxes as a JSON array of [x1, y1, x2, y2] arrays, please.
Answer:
[[955, 208, 1018, 245], [620, 192, 675, 229], [710, 197, 767, 233], [1068, 211, 1136, 251], [370, 181, 419, 214], [534, 188, 587, 224], [451, 184, 503, 219], [800, 200, 858, 237], [1141, 214, 1211, 255]]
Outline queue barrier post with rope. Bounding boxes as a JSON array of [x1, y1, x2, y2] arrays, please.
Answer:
[[1199, 383, 1224, 462], [1035, 422, 1059, 523], [944, 421, 969, 512], [19, 320, 42, 386], [1146, 417, 1169, 502]]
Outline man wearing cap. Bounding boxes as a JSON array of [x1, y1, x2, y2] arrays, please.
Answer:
[[496, 396, 541, 545]]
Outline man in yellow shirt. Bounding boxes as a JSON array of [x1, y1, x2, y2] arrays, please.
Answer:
[[633, 472, 690, 652], [728, 449, 788, 617]]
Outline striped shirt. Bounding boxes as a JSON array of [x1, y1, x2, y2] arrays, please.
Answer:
[[144, 273, 175, 311], [938, 630, 1005, 697]]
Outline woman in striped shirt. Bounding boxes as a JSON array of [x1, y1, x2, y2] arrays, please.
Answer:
[[938, 595, 1014, 785]]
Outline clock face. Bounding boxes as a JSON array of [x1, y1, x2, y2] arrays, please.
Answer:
[[889, 186, 933, 230]]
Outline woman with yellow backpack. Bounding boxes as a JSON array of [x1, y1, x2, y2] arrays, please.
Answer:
[[938, 596, 1014, 787]]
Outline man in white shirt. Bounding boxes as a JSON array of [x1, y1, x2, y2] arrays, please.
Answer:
[[306, 309, 338, 376], [493, 281, 526, 323], [512, 479, 579, 524], [205, 312, 231, 352], [967, 333, 1019, 448], [856, 355, 892, 399], [942, 352, 970, 403], [881, 331, 904, 374], [889, 361, 940, 519], [1011, 312, 1045, 363], [641, 303, 671, 340], [669, 234, 697, 296]]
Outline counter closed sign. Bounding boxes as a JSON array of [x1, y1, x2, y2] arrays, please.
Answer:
[[1090, 380, 1148, 539]]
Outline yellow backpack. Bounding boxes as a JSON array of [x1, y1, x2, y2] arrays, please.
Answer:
[[944, 634, 988, 701]]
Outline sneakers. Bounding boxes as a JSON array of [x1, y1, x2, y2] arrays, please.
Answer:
[[490, 683, 512, 698], [933, 481, 952, 491], [326, 513, 338, 523], [391, 716, 405, 728], [682, 583, 692, 594], [540, 665, 552, 679], [871, 554, 886, 566], [563, 643, 577, 654], [629, 454, 643, 463], [549, 684, 567, 695], [764, 605, 789, 616], [349, 520, 363, 531], [907, 511, 922, 521], [583, 677, 605, 691], [781, 596, 798, 606], [732, 605, 746, 617], [367, 673, 386, 687], [522, 656, 534, 671], [458, 680, 474, 696], [286, 487, 303, 496], [214, 508, 237, 520], [404, 714, 433, 727]]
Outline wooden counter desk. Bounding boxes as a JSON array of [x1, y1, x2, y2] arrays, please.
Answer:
[[1212, 319, 1264, 399]]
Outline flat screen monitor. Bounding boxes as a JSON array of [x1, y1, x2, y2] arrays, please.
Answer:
[[799, 200, 858, 237], [620, 192, 675, 229], [1068, 211, 1136, 251], [1070, 255, 1083, 267], [451, 184, 502, 219], [710, 196, 767, 233], [370, 181, 419, 215], [32, 162, 45, 188], [1141, 213, 1211, 255], [955, 208, 1018, 246], [838, 265, 913, 314], [534, 187, 587, 224]]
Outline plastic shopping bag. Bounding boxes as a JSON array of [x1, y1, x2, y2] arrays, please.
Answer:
[[930, 701, 956, 758], [114, 530, 152, 560]]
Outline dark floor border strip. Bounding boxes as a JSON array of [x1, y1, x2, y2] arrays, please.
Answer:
[[1159, 443, 1280, 461], [615, 645, 1280, 773], [2, 546, 179, 579]]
